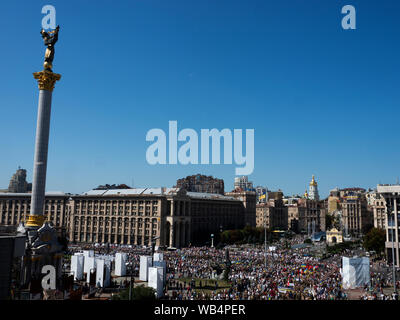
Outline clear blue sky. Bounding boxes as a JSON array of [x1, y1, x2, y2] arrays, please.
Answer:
[[0, 0, 399, 198]]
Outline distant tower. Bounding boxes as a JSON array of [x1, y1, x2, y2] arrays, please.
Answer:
[[8, 167, 29, 193], [308, 175, 319, 201]]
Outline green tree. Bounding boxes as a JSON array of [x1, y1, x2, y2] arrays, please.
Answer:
[[325, 213, 334, 230], [363, 227, 386, 255], [112, 285, 156, 300]]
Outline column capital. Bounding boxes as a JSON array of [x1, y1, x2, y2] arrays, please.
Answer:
[[33, 70, 61, 91]]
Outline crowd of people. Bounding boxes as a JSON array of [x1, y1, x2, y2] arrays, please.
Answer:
[[66, 235, 399, 300], [162, 238, 345, 300]]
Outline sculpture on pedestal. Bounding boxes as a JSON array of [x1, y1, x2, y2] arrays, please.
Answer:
[[40, 25, 59, 72]]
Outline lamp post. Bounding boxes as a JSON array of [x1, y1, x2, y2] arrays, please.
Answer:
[[127, 261, 134, 301], [211, 234, 214, 248], [264, 212, 267, 268], [387, 202, 398, 298]]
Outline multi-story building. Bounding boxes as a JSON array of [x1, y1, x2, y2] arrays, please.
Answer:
[[188, 192, 245, 244], [255, 186, 268, 204], [225, 189, 256, 227], [256, 199, 288, 231], [234, 176, 254, 191], [7, 168, 32, 193], [340, 188, 373, 237], [68, 187, 249, 248], [377, 184, 400, 267], [287, 198, 326, 234], [365, 190, 386, 230], [0, 192, 69, 228], [0, 187, 250, 248], [327, 188, 340, 214], [175, 174, 224, 195]]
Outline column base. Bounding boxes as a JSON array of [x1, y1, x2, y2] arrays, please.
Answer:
[[26, 214, 46, 227]]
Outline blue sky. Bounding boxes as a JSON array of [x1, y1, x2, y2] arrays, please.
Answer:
[[0, 0, 399, 198]]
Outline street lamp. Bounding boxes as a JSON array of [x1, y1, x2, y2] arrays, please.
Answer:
[[211, 234, 214, 248], [386, 202, 398, 298], [264, 212, 267, 268], [127, 261, 134, 301]]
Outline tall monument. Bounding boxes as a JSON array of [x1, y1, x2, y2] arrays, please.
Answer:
[[26, 26, 61, 228], [21, 26, 64, 292]]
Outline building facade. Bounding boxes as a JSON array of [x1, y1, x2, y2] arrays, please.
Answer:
[[340, 188, 373, 237], [234, 176, 254, 191], [287, 199, 326, 234], [0, 188, 250, 248], [67, 187, 250, 248], [225, 190, 256, 227], [377, 184, 400, 267], [0, 192, 69, 228], [255, 186, 268, 204], [7, 168, 32, 193], [256, 199, 288, 231], [175, 174, 224, 195], [372, 194, 386, 230]]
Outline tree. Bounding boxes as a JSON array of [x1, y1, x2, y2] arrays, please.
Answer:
[[112, 285, 156, 300], [223, 264, 231, 281], [325, 213, 334, 230], [362, 223, 374, 235], [363, 227, 385, 255]]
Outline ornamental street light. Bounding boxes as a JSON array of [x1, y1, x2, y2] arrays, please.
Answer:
[[386, 202, 398, 298]]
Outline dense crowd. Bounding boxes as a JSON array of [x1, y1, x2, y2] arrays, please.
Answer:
[[67, 235, 399, 300], [163, 239, 345, 300]]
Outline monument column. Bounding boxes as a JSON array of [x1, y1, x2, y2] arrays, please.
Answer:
[[26, 70, 61, 228]]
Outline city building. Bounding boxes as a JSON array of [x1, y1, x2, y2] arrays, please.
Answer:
[[377, 184, 400, 267], [372, 194, 386, 230], [255, 186, 268, 204], [0, 192, 70, 228], [6, 168, 32, 193], [340, 188, 373, 237], [68, 187, 249, 248], [234, 176, 254, 191], [287, 198, 326, 234], [256, 198, 288, 231], [0, 187, 253, 248], [175, 174, 224, 195], [327, 188, 340, 214], [225, 189, 256, 227]]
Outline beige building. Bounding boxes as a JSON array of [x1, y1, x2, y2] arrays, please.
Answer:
[[340, 189, 373, 237], [377, 184, 400, 267], [0, 187, 251, 248], [256, 199, 288, 231], [0, 192, 69, 227], [372, 195, 386, 230], [327, 188, 341, 214], [68, 187, 251, 248], [286, 199, 326, 233], [225, 190, 256, 227]]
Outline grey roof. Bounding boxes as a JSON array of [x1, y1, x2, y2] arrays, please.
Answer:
[[0, 191, 67, 197], [186, 192, 238, 201], [81, 188, 181, 196]]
